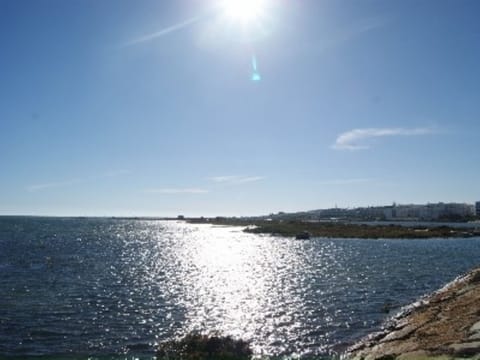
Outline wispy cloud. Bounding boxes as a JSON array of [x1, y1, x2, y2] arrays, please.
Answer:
[[103, 170, 130, 177], [333, 127, 437, 150], [328, 17, 387, 48], [317, 178, 372, 185], [27, 179, 83, 192], [27, 170, 130, 192], [294, 16, 387, 56], [209, 175, 265, 185], [124, 16, 201, 46], [145, 188, 209, 194]]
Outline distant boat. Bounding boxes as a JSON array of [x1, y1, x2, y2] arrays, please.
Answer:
[[295, 231, 311, 240]]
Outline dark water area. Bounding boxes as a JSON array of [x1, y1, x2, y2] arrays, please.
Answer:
[[1, 217, 479, 359]]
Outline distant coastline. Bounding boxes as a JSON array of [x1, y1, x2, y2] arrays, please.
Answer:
[[189, 218, 480, 239], [1, 215, 479, 239]]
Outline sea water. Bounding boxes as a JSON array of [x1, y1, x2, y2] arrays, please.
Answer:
[[1, 217, 479, 359]]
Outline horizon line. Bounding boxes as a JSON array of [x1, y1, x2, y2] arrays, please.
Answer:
[[1, 200, 478, 219]]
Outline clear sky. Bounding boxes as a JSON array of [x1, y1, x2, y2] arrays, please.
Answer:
[[1, 0, 479, 217]]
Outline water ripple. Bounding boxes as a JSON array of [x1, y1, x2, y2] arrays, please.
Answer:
[[0, 217, 479, 358]]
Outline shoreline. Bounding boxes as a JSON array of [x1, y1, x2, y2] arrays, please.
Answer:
[[189, 218, 480, 239], [347, 267, 480, 359]]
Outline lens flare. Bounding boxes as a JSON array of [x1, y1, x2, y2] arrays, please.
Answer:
[[218, 1, 271, 82], [251, 55, 261, 82]]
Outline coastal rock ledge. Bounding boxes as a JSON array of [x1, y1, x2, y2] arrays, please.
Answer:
[[347, 267, 480, 360]]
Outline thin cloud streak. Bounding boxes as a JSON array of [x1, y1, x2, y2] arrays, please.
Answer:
[[103, 170, 130, 177], [27, 179, 83, 192], [145, 188, 209, 194], [333, 127, 437, 150], [327, 17, 387, 49], [27, 170, 130, 192], [209, 175, 265, 185], [294, 16, 388, 56], [317, 178, 372, 185], [124, 16, 201, 46]]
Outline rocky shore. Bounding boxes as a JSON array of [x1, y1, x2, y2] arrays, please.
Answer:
[[347, 267, 480, 360]]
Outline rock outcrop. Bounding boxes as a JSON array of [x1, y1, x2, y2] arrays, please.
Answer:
[[348, 267, 480, 360]]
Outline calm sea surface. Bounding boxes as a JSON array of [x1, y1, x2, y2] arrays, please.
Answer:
[[1, 217, 480, 359]]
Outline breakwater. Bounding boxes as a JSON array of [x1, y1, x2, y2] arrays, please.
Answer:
[[348, 267, 480, 359]]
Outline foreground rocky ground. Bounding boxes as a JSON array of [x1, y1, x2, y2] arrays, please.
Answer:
[[347, 267, 480, 360]]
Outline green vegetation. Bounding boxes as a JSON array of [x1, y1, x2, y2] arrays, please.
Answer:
[[157, 333, 252, 360], [189, 218, 480, 239]]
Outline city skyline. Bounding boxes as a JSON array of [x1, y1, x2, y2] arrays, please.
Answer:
[[1, 0, 480, 217]]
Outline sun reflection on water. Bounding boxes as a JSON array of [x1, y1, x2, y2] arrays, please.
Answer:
[[152, 222, 334, 357], [102, 220, 474, 357]]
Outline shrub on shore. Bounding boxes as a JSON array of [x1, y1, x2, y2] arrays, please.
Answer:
[[157, 333, 253, 360]]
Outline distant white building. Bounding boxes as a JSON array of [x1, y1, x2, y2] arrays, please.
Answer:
[[382, 202, 474, 221]]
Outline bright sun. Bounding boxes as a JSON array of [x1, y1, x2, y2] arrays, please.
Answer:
[[220, 0, 268, 23]]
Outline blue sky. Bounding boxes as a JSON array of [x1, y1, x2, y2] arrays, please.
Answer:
[[1, 0, 479, 216]]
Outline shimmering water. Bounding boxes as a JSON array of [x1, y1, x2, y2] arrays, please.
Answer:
[[1, 217, 480, 359]]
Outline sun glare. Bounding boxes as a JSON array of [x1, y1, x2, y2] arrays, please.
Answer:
[[220, 0, 268, 23]]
